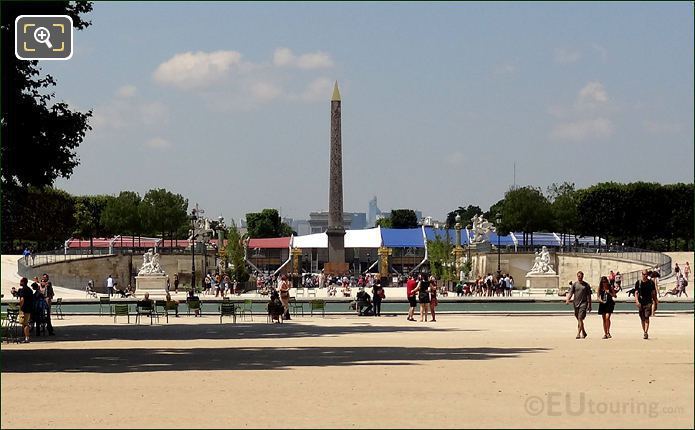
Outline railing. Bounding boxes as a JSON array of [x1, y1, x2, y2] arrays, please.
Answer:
[[558, 246, 672, 289]]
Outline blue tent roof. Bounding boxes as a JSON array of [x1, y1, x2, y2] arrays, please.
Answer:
[[381, 228, 426, 248], [424, 227, 469, 245], [488, 232, 517, 246]]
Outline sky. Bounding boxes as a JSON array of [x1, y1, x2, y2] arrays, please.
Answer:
[[47, 2, 695, 225]]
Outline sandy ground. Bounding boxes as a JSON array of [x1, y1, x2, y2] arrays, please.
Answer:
[[1, 313, 692, 429]]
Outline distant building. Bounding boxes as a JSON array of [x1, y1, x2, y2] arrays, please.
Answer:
[[368, 196, 381, 227], [308, 212, 354, 233]]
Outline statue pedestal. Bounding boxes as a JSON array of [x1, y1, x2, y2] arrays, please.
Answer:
[[469, 242, 492, 253], [525, 273, 560, 293], [135, 275, 168, 296]]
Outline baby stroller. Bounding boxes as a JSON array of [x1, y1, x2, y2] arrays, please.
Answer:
[[267, 289, 284, 323]]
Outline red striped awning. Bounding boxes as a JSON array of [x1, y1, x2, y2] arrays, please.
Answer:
[[247, 237, 291, 249]]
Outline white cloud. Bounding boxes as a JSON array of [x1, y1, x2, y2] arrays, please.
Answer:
[[272, 48, 334, 69], [249, 81, 282, 102], [554, 48, 581, 64], [153, 50, 243, 89], [644, 120, 682, 134], [116, 84, 137, 98], [550, 118, 614, 141], [145, 137, 171, 149], [577, 81, 608, 107], [298, 77, 333, 102]]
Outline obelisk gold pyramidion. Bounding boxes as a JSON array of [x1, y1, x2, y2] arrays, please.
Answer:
[[325, 81, 348, 274]]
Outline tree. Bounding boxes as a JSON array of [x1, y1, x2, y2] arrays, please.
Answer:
[[375, 217, 392, 228], [139, 189, 189, 245], [2, 187, 76, 252], [101, 191, 142, 250], [72, 195, 113, 254], [427, 231, 455, 283], [446, 205, 482, 228], [245, 209, 293, 238], [1, 1, 93, 189], [547, 182, 579, 245], [390, 209, 418, 228], [497, 186, 553, 249], [225, 220, 249, 282]]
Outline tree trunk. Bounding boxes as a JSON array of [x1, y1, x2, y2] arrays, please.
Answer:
[[90, 236, 94, 255]]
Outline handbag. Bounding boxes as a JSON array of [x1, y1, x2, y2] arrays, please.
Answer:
[[378, 289, 385, 299]]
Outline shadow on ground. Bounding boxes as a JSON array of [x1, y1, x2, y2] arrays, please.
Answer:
[[2, 345, 549, 373], [21, 319, 483, 342]]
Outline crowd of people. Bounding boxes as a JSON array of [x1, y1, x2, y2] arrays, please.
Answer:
[[14, 274, 55, 343], [454, 273, 515, 297]]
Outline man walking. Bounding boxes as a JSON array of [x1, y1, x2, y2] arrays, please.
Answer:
[[406, 274, 417, 321], [17, 278, 34, 343], [635, 270, 658, 339], [566, 271, 592, 339], [41, 273, 55, 336], [106, 274, 114, 297]]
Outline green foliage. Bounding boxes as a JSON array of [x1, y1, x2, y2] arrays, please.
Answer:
[[493, 186, 553, 241], [375, 217, 393, 228], [427, 231, 455, 282], [101, 191, 142, 236], [1, 1, 93, 188], [225, 220, 249, 282], [446, 205, 482, 228], [547, 182, 579, 240], [2, 186, 76, 252], [139, 189, 189, 239], [245, 209, 293, 238], [576, 182, 694, 249], [390, 209, 418, 228]]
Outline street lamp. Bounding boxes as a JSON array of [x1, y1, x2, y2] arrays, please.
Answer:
[[217, 215, 226, 275], [496, 212, 502, 275], [190, 209, 197, 292], [454, 214, 463, 281]]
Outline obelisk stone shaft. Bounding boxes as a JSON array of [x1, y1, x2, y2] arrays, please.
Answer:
[[327, 82, 346, 266]]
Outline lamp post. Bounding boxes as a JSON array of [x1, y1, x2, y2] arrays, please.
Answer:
[[496, 212, 502, 275], [366, 252, 371, 274], [217, 215, 226, 275], [190, 209, 197, 292], [454, 214, 463, 281]]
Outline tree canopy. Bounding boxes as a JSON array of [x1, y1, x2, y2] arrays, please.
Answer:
[[390, 209, 419, 228], [246, 209, 294, 238], [1, 1, 93, 189]]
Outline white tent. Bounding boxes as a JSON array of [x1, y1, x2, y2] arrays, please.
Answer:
[[290, 227, 382, 249]]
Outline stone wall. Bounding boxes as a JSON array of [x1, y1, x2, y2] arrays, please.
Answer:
[[469, 252, 653, 288], [26, 254, 216, 292]]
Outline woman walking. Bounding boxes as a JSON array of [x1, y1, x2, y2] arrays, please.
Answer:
[[418, 274, 431, 322], [597, 276, 616, 339], [279, 274, 291, 320], [428, 275, 438, 322]]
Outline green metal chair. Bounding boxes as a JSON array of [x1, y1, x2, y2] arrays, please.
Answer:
[[187, 299, 202, 317], [219, 302, 236, 324], [289, 297, 304, 317], [99, 297, 112, 316], [164, 301, 179, 323], [113, 304, 130, 324], [135, 301, 157, 325], [240, 300, 253, 321], [310, 299, 326, 317]]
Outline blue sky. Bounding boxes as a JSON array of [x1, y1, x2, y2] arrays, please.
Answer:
[[48, 2, 694, 224]]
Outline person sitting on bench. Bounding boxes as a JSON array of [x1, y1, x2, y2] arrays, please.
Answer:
[[355, 287, 373, 316]]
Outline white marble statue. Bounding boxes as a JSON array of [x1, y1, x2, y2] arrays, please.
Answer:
[[471, 214, 495, 244], [528, 246, 556, 275], [138, 248, 165, 275]]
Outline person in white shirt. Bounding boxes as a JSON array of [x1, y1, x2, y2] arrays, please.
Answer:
[[106, 275, 114, 297]]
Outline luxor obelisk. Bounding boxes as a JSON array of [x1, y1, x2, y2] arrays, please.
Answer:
[[325, 82, 348, 274]]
